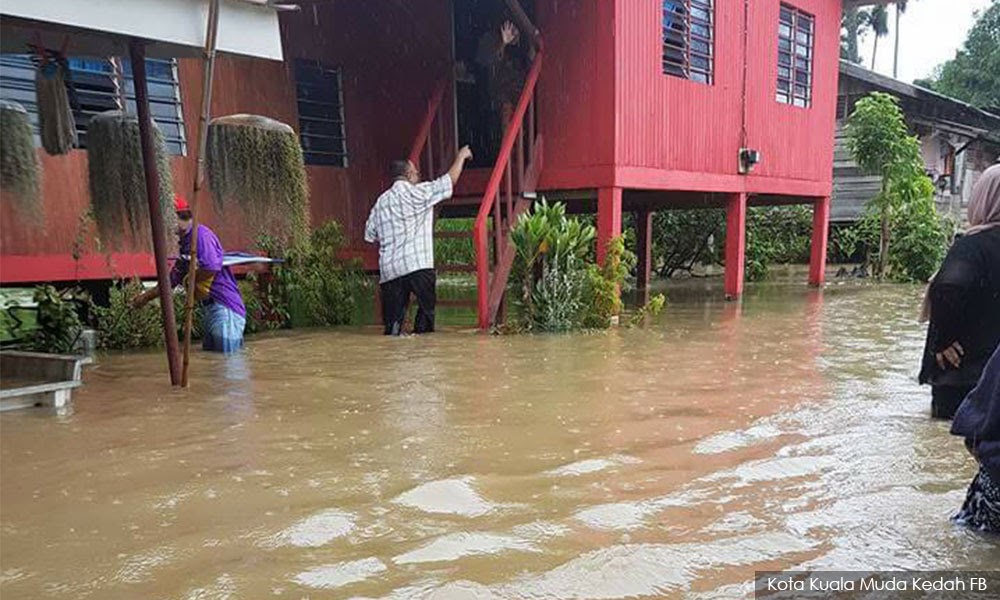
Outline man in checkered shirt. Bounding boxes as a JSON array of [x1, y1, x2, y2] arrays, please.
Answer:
[[365, 146, 474, 335]]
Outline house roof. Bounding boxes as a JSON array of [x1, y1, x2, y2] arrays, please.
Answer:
[[839, 60, 1000, 140], [0, 0, 283, 60]]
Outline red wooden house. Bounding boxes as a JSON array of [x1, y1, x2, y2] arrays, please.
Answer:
[[1, 0, 865, 329]]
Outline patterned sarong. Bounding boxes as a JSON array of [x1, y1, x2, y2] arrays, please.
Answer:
[[954, 467, 1000, 534]]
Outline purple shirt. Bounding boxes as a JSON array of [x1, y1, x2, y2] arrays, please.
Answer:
[[171, 224, 246, 317]]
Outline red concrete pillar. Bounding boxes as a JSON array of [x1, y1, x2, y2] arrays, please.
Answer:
[[724, 193, 747, 300], [809, 196, 831, 287], [597, 187, 623, 265], [635, 209, 654, 305]]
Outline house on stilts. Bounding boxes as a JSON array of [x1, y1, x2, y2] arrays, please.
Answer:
[[1, 1, 879, 330]]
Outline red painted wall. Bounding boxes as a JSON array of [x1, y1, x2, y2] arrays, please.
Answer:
[[612, 0, 839, 196], [535, 0, 617, 189]]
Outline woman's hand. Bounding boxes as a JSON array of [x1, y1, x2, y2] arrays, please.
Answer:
[[936, 341, 965, 370], [501, 21, 519, 46]]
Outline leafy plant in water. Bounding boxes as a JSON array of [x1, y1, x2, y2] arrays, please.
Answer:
[[256, 219, 365, 328], [582, 236, 635, 329], [629, 293, 666, 327], [845, 92, 943, 280], [7, 286, 88, 354], [510, 199, 596, 332], [95, 280, 165, 350], [87, 111, 175, 250], [207, 115, 310, 246]]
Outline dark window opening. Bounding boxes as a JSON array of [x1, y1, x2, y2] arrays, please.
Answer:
[[662, 0, 714, 84], [293, 59, 347, 167], [777, 4, 814, 108], [0, 54, 186, 153]]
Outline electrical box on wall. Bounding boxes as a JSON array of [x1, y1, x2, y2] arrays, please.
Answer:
[[738, 148, 761, 174]]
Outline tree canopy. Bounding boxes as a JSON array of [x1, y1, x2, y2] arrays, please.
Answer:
[[915, 1, 1000, 109]]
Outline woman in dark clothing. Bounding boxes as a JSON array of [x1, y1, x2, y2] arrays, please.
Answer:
[[951, 346, 1000, 533], [919, 164, 1000, 419]]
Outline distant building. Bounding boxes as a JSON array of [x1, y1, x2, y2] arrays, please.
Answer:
[[833, 60, 1000, 226]]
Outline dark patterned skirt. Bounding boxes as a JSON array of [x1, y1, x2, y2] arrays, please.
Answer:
[[954, 468, 1000, 534]]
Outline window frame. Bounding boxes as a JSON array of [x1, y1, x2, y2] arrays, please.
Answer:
[[0, 54, 187, 154], [662, 0, 715, 85], [776, 4, 815, 108], [292, 58, 348, 168]]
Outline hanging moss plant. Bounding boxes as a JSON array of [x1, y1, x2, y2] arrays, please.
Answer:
[[206, 114, 310, 245], [35, 60, 78, 156], [0, 101, 41, 217], [87, 111, 175, 250]]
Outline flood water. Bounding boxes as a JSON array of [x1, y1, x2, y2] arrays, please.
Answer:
[[2, 279, 998, 599]]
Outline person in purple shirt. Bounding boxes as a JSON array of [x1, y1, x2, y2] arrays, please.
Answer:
[[132, 196, 246, 353]]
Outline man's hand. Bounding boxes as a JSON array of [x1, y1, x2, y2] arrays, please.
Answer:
[[501, 21, 519, 46], [936, 341, 965, 370], [458, 145, 474, 163]]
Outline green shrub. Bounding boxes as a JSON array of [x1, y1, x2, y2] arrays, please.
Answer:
[[845, 92, 946, 279], [582, 236, 635, 329], [95, 280, 165, 350], [8, 286, 88, 354], [509, 200, 637, 332], [257, 219, 366, 328]]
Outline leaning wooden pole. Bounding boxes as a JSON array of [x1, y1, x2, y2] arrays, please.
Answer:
[[181, 0, 221, 387], [129, 39, 182, 385]]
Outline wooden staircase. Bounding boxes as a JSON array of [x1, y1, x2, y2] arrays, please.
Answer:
[[409, 47, 544, 330]]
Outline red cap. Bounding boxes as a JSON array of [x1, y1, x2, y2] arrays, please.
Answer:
[[173, 195, 190, 212]]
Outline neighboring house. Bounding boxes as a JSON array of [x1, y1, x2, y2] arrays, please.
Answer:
[[833, 60, 1000, 226], [2, 0, 859, 330]]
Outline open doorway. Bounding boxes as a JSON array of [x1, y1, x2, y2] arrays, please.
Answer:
[[453, 0, 536, 169]]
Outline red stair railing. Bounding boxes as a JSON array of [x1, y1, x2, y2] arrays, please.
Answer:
[[474, 48, 544, 330]]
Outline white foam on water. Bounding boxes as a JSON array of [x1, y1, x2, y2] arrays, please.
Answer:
[[574, 502, 656, 531], [392, 478, 497, 517], [294, 558, 387, 590], [545, 455, 641, 477], [693, 423, 784, 455], [271, 509, 355, 548], [393, 532, 539, 565], [497, 532, 817, 599]]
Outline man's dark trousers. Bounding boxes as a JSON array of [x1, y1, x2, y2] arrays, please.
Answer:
[[381, 269, 436, 335]]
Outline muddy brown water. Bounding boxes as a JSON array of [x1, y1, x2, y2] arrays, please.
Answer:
[[2, 280, 998, 599]]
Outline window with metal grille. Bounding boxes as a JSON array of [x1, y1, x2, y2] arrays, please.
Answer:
[[293, 59, 347, 167], [662, 0, 714, 84], [777, 4, 814, 108], [0, 55, 186, 154]]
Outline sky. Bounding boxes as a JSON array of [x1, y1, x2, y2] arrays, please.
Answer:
[[856, 0, 992, 83]]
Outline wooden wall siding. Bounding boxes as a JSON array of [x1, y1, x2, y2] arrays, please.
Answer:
[[613, 0, 839, 192], [535, 0, 616, 188]]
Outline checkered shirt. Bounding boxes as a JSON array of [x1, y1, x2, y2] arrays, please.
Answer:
[[365, 175, 453, 283]]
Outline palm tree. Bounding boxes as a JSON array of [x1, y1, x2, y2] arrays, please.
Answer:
[[870, 5, 890, 70], [893, 1, 911, 78]]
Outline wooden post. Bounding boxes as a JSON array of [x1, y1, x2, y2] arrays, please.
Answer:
[[724, 192, 747, 301], [635, 209, 653, 306], [130, 39, 181, 386], [181, 0, 221, 387], [597, 187, 623, 266], [809, 196, 830, 287]]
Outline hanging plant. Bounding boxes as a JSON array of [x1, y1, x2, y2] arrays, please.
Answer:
[[206, 114, 310, 245], [0, 101, 41, 217], [87, 110, 175, 250], [35, 58, 78, 155]]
